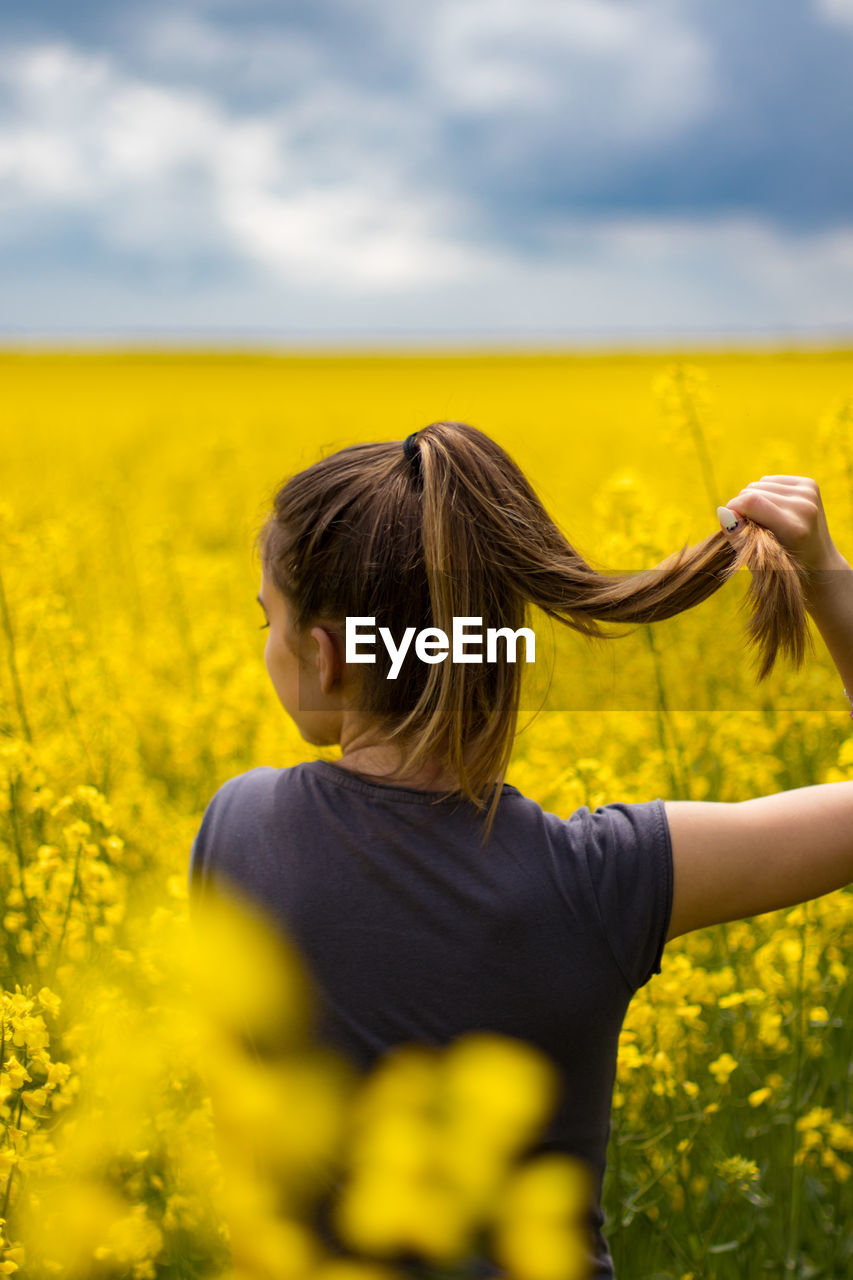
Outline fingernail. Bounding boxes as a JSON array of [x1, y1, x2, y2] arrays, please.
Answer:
[[717, 505, 740, 532]]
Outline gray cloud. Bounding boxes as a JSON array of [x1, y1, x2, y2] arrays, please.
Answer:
[[1, 0, 852, 338]]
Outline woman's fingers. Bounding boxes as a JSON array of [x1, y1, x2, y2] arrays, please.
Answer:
[[725, 493, 814, 525], [718, 476, 838, 573], [727, 478, 814, 506], [723, 488, 782, 514], [719, 491, 788, 541]]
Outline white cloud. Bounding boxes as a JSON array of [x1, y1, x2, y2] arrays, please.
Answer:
[[426, 0, 715, 144], [0, 41, 472, 288], [0, 6, 720, 290], [128, 9, 329, 88], [4, 213, 853, 340], [815, 0, 853, 27], [128, 0, 716, 188], [0, 17, 851, 340], [406, 215, 853, 336], [519, 216, 853, 329], [217, 179, 476, 289]]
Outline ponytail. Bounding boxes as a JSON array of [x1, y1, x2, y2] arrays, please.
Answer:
[[258, 421, 813, 841]]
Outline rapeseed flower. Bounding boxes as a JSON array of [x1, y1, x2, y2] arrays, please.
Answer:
[[1, 351, 852, 1278]]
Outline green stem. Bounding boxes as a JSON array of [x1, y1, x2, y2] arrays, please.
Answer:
[[693, 1184, 736, 1272], [0, 566, 31, 743], [621, 1097, 720, 1220], [640, 1205, 697, 1273], [672, 1140, 705, 1262], [41, 624, 97, 781], [716, 919, 747, 997], [784, 906, 810, 1272], [0, 1093, 24, 1220], [7, 776, 38, 938], [47, 837, 84, 983], [610, 1125, 624, 1276]]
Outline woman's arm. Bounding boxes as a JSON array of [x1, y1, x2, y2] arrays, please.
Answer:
[[801, 548, 853, 702], [665, 475, 853, 942], [664, 783, 853, 941]]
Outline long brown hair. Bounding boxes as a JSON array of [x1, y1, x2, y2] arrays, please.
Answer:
[[256, 420, 815, 840]]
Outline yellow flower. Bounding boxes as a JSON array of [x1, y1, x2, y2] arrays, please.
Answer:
[[439, 1033, 559, 1151], [20, 1089, 47, 1115], [2, 1057, 31, 1091], [708, 1053, 739, 1085], [335, 1168, 468, 1262], [35, 989, 61, 1018], [495, 1219, 590, 1280], [715, 1155, 759, 1187], [493, 1155, 593, 1280], [797, 1106, 833, 1133]]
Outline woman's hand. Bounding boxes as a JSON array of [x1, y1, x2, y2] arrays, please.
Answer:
[[718, 475, 842, 575]]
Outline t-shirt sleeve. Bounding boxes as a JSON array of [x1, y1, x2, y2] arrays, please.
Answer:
[[575, 797, 674, 994], [188, 770, 265, 909]]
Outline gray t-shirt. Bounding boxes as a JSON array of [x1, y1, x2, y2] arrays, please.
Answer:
[[189, 759, 674, 1279]]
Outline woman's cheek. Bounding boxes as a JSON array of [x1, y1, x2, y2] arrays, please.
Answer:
[[264, 636, 287, 696]]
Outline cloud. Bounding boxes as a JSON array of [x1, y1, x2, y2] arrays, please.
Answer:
[[0, 41, 473, 288], [0, 4, 851, 339], [815, 0, 853, 26], [426, 0, 714, 141], [4, 213, 853, 339], [126, 8, 331, 90], [126, 0, 717, 197], [0, 3, 721, 293]]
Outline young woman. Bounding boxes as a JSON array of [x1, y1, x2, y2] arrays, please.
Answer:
[[189, 419, 853, 1279]]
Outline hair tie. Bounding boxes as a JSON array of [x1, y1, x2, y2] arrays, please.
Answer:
[[403, 431, 422, 476]]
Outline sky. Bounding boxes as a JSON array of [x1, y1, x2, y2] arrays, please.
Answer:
[[2, 0, 853, 346]]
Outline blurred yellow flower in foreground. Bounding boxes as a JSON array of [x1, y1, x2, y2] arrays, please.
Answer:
[[494, 1156, 593, 1280], [14, 884, 594, 1278], [17, 1180, 152, 1278], [187, 885, 314, 1051], [333, 1031, 583, 1269]]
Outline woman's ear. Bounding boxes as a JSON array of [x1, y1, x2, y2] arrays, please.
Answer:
[[310, 626, 345, 695]]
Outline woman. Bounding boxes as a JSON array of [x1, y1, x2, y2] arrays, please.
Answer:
[[189, 419, 853, 1278]]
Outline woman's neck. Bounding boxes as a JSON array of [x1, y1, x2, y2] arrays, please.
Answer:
[[334, 743, 461, 791]]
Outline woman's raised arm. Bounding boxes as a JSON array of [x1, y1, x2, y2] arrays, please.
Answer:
[[664, 782, 853, 941], [666, 475, 853, 941]]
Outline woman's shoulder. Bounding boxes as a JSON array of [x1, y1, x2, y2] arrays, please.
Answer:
[[208, 764, 279, 804], [192, 765, 308, 866], [204, 760, 345, 817]]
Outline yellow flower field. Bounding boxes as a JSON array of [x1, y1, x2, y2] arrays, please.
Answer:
[[1, 349, 852, 1279]]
